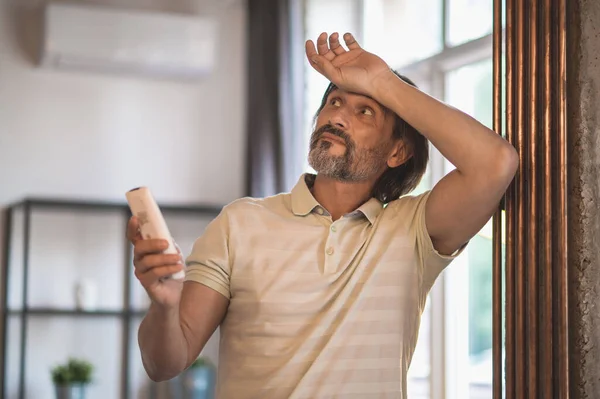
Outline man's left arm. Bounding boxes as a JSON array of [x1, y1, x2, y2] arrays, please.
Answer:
[[374, 73, 519, 256]]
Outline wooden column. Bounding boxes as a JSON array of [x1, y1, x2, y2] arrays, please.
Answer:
[[492, 0, 569, 397]]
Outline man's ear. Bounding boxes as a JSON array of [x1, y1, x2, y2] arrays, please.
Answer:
[[387, 140, 413, 168]]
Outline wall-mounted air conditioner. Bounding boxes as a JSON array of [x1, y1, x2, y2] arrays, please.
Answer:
[[41, 3, 218, 80]]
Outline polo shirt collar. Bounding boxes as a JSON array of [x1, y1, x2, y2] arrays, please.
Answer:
[[291, 173, 383, 224], [291, 174, 321, 216]]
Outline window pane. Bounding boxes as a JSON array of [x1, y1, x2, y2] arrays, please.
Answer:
[[444, 58, 496, 399], [303, 0, 361, 172], [407, 299, 432, 399], [445, 58, 493, 128], [362, 0, 443, 68], [406, 73, 435, 395], [447, 0, 494, 47], [404, 74, 435, 394], [411, 164, 432, 197]]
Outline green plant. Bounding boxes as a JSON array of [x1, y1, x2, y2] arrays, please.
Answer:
[[51, 358, 93, 385], [189, 356, 214, 369]]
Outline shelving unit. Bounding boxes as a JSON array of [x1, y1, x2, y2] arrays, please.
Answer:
[[1, 197, 222, 399]]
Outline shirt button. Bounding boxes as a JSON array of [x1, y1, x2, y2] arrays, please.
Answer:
[[326, 247, 334, 255], [316, 207, 324, 215], [330, 225, 337, 232]]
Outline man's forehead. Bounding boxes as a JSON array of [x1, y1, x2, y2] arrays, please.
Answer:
[[327, 88, 388, 114], [328, 88, 381, 105]]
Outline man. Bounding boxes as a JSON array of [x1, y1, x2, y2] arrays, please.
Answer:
[[128, 32, 518, 398]]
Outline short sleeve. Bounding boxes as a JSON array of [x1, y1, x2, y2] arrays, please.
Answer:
[[413, 190, 466, 290], [184, 208, 231, 299]]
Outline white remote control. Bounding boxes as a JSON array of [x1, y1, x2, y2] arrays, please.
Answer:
[[126, 186, 185, 280]]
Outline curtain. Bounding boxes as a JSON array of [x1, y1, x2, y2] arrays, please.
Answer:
[[245, 0, 305, 198]]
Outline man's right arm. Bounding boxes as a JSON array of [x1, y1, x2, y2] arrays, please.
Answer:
[[138, 281, 229, 381], [130, 202, 233, 382]]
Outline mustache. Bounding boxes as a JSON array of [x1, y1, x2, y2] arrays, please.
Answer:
[[310, 124, 353, 148]]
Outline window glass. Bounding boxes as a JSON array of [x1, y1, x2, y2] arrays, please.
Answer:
[[447, 0, 494, 47], [363, 0, 443, 68], [444, 58, 498, 398]]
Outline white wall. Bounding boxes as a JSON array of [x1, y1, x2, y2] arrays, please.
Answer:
[[0, 0, 247, 397], [0, 0, 247, 206]]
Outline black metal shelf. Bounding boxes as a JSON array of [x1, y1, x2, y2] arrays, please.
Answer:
[[7, 197, 223, 216], [5, 308, 149, 317], [1, 197, 222, 399]]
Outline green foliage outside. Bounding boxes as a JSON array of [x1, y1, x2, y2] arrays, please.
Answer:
[[468, 234, 506, 358]]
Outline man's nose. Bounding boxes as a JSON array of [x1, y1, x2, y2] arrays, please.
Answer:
[[329, 111, 349, 130]]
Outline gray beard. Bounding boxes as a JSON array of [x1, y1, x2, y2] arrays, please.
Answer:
[[308, 140, 388, 182]]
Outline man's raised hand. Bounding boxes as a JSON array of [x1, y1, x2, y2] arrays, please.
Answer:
[[305, 32, 392, 99]]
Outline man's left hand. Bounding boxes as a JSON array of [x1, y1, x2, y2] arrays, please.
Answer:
[[305, 32, 392, 99]]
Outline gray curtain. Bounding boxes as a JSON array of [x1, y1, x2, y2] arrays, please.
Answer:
[[245, 0, 305, 198]]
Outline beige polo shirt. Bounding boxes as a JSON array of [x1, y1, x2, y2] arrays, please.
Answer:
[[185, 173, 460, 399]]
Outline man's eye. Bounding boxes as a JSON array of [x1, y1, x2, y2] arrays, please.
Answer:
[[362, 108, 374, 116], [330, 98, 341, 106]]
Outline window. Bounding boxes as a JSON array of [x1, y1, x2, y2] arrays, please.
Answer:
[[302, 0, 363, 173], [300, 1, 500, 398], [447, 0, 494, 46], [442, 57, 497, 399]]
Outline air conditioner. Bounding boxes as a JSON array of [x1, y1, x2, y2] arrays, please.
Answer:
[[40, 3, 218, 80]]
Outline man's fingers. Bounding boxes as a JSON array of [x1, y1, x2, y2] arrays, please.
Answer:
[[316, 32, 329, 54], [306, 40, 324, 74], [306, 36, 340, 80], [133, 239, 169, 261], [343, 32, 361, 50], [329, 32, 346, 55], [134, 253, 182, 274], [305, 39, 318, 59], [135, 264, 184, 284], [310, 54, 338, 81], [316, 32, 335, 61], [126, 217, 142, 243]]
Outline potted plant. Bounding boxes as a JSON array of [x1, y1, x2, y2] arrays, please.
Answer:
[[50, 358, 93, 399], [173, 356, 216, 399]]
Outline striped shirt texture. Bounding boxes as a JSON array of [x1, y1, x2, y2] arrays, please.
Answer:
[[185, 173, 460, 398]]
